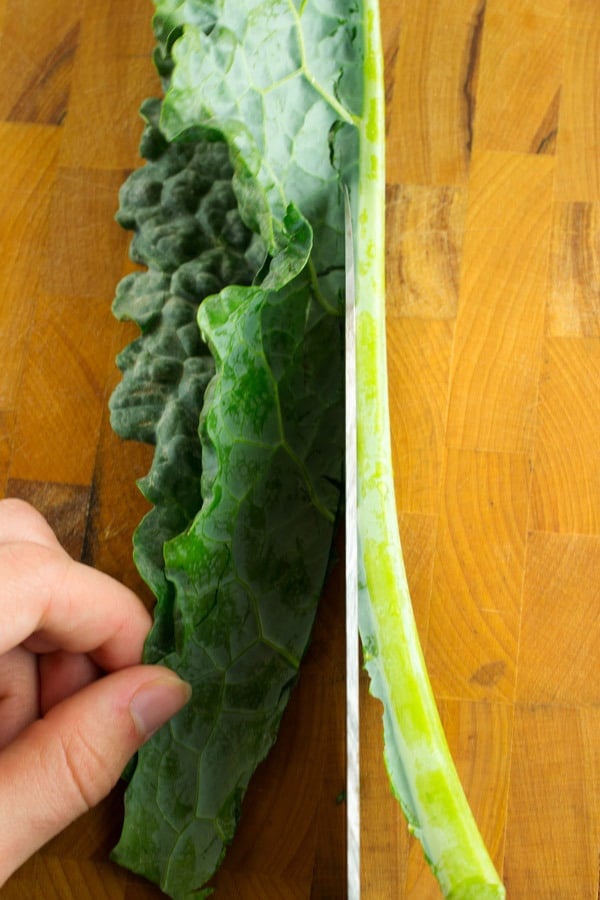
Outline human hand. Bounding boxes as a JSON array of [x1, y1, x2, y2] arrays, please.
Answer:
[[0, 498, 191, 886]]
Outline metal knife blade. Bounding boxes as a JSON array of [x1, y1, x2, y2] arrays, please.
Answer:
[[344, 186, 360, 900]]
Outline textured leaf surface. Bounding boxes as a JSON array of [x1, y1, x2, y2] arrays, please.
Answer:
[[160, 0, 361, 298], [109, 97, 261, 654], [112, 2, 361, 897], [115, 266, 343, 898]]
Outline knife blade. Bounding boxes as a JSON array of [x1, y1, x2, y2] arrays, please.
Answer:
[[344, 186, 360, 900]]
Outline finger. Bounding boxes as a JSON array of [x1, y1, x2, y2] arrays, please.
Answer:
[[0, 647, 39, 749], [0, 541, 152, 670], [38, 651, 102, 714], [0, 499, 60, 549], [0, 665, 191, 886]]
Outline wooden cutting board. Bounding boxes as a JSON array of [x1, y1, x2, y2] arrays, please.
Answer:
[[1, 0, 598, 896]]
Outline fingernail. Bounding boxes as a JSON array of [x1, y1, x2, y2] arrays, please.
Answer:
[[129, 674, 192, 741]]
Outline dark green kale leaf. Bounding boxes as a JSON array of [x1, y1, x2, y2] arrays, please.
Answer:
[[109, 97, 262, 655], [111, 1, 360, 895], [114, 250, 343, 898]]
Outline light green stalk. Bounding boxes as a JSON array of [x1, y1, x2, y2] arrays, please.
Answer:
[[355, 3, 505, 897]]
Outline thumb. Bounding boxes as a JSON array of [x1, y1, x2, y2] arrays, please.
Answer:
[[0, 665, 191, 884]]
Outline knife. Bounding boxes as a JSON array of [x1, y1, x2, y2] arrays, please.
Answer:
[[344, 186, 360, 900]]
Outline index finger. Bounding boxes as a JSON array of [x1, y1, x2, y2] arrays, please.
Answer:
[[0, 541, 153, 671]]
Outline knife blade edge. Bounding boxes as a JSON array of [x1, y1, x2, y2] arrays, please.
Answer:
[[344, 185, 360, 900]]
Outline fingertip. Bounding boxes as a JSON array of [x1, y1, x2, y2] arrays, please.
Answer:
[[129, 671, 192, 741]]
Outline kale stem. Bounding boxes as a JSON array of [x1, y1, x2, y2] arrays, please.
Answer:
[[354, 2, 505, 896]]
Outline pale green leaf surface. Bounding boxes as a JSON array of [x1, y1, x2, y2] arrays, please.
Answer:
[[160, 0, 361, 297]]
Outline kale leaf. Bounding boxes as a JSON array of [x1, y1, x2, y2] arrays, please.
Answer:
[[111, 2, 360, 895]]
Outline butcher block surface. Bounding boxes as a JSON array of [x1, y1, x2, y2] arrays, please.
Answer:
[[1, 0, 599, 897]]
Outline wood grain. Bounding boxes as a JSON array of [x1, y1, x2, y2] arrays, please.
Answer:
[[387, 318, 454, 515], [548, 201, 600, 337], [0, 1, 599, 898], [555, 16, 600, 201], [446, 150, 552, 454], [385, 0, 484, 186], [0, 122, 60, 409], [504, 705, 600, 898], [531, 337, 600, 533], [427, 448, 530, 703], [473, 1, 564, 155], [386, 184, 467, 319], [0, 0, 80, 125]]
